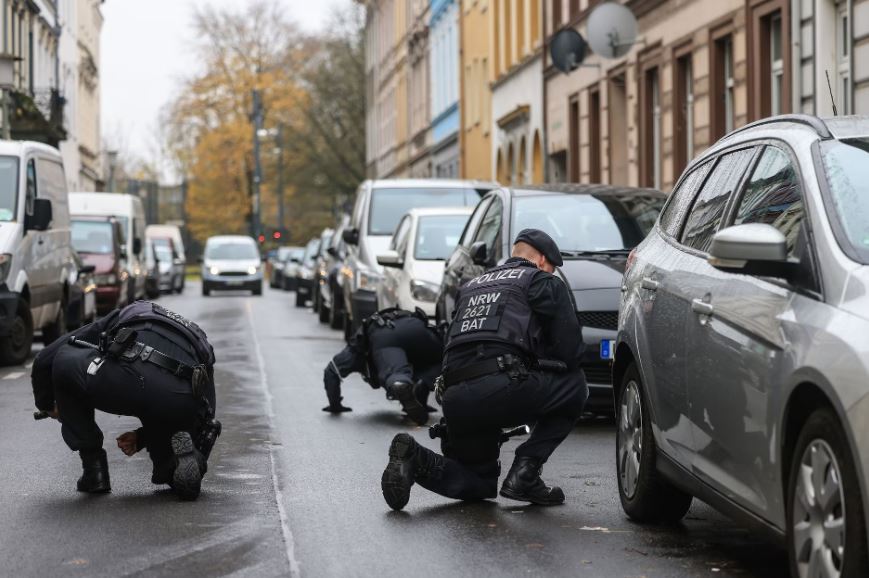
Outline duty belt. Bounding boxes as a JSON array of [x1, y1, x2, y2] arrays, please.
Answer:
[[118, 341, 195, 379], [441, 354, 528, 388]]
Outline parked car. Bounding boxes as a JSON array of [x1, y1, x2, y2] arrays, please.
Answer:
[[146, 223, 185, 292], [70, 216, 129, 314], [376, 207, 472, 317], [311, 228, 334, 314], [318, 216, 349, 329], [66, 251, 96, 329], [268, 246, 303, 289], [615, 114, 869, 576], [151, 237, 184, 294], [341, 179, 498, 339], [437, 184, 665, 412], [295, 237, 321, 307], [0, 141, 76, 363], [201, 235, 263, 296], [143, 241, 160, 299], [70, 192, 147, 303]]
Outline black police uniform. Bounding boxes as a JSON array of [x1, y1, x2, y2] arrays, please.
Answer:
[[381, 230, 587, 510], [31, 301, 219, 500], [323, 308, 442, 424]]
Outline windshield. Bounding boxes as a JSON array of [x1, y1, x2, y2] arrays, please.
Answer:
[[414, 214, 469, 260], [0, 156, 18, 221], [154, 244, 173, 261], [512, 193, 664, 253], [72, 220, 114, 254], [205, 242, 259, 260], [819, 138, 869, 264], [303, 239, 321, 263], [368, 188, 482, 235], [277, 246, 300, 261]]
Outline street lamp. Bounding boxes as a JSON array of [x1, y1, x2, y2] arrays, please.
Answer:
[[0, 53, 21, 140]]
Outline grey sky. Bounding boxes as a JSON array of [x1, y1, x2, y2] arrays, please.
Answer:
[[101, 0, 347, 170]]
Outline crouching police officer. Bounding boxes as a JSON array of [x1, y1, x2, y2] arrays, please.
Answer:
[[323, 307, 443, 425], [31, 301, 221, 501], [381, 229, 587, 510]]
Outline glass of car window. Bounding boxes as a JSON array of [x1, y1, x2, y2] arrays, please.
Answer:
[[414, 215, 469, 260], [71, 220, 114, 254], [206, 243, 260, 260], [368, 188, 480, 235], [818, 137, 869, 265], [0, 157, 18, 222]]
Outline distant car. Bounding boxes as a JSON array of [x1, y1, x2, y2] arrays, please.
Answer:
[[437, 184, 665, 413], [295, 237, 321, 307], [152, 237, 184, 294], [376, 207, 472, 317], [146, 224, 186, 292], [201, 235, 263, 296], [615, 114, 869, 576], [269, 246, 303, 290], [311, 228, 334, 315], [341, 179, 498, 340], [70, 216, 129, 315], [67, 251, 96, 330], [318, 216, 349, 329], [143, 241, 160, 299]]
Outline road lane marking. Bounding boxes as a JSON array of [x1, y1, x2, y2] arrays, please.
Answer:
[[4, 371, 24, 380], [246, 301, 300, 577]]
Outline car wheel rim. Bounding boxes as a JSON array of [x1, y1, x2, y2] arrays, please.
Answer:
[[618, 379, 643, 499], [793, 439, 845, 578]]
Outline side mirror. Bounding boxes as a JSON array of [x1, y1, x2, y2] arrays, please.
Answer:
[[470, 241, 488, 266], [377, 250, 403, 268], [78, 264, 95, 276], [132, 238, 142, 256], [708, 224, 794, 279], [342, 228, 359, 245], [291, 257, 301, 263], [26, 198, 52, 231], [327, 246, 338, 258], [119, 245, 128, 259]]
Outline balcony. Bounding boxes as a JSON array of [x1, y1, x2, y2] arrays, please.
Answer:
[[9, 88, 67, 146]]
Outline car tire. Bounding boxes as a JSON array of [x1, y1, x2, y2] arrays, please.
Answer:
[[202, 284, 210, 297], [329, 297, 342, 330], [0, 298, 33, 366], [787, 408, 868, 578], [295, 290, 305, 307], [252, 284, 263, 297], [318, 298, 329, 323], [616, 362, 693, 524], [42, 294, 67, 345], [342, 311, 353, 342]]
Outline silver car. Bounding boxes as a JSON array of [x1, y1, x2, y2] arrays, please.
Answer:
[[615, 114, 869, 577]]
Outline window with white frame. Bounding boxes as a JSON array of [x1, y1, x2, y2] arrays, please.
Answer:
[[837, 0, 851, 114], [770, 13, 784, 116], [723, 37, 735, 133]]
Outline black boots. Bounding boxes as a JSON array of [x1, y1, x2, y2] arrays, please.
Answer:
[[387, 381, 429, 425], [171, 432, 205, 501], [381, 433, 444, 511], [77, 449, 110, 493], [499, 456, 565, 506]]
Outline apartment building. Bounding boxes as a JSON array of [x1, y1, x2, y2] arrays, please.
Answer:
[[458, 0, 492, 180], [408, 0, 432, 177], [430, 0, 460, 177]]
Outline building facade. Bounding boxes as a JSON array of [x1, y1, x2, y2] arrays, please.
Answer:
[[58, 0, 102, 191], [430, 0, 460, 177], [364, 0, 411, 178], [458, 0, 492, 180], [491, 0, 544, 186], [408, 0, 432, 177]]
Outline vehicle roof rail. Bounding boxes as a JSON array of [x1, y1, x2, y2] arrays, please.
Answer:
[[727, 114, 833, 140]]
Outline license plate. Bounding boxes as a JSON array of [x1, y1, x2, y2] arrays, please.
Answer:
[[226, 280, 243, 286], [600, 340, 615, 360]]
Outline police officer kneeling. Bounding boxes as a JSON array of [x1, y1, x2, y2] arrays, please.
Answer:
[[323, 307, 442, 425], [31, 301, 220, 501], [381, 229, 587, 509]]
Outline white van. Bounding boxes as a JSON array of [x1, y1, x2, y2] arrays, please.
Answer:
[[145, 224, 186, 293], [0, 141, 75, 364], [69, 192, 147, 303]]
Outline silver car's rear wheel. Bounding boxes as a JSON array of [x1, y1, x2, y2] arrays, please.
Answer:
[[618, 379, 643, 499], [793, 440, 846, 577]]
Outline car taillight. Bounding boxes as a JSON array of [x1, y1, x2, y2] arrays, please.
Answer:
[[625, 248, 637, 273]]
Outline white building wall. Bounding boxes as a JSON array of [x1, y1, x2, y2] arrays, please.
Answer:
[[491, 53, 542, 185]]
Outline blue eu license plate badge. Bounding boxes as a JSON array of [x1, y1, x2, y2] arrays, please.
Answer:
[[600, 340, 615, 360]]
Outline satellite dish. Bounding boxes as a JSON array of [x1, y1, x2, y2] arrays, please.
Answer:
[[587, 2, 638, 59], [549, 28, 587, 74]]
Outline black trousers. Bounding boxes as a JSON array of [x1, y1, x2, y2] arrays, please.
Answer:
[[416, 369, 588, 501], [51, 345, 200, 466]]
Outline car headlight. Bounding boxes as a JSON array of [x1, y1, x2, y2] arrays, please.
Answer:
[[248, 265, 258, 275], [0, 254, 11, 284], [300, 268, 314, 280], [209, 266, 220, 275], [357, 269, 382, 290], [94, 273, 117, 285], [410, 279, 440, 302]]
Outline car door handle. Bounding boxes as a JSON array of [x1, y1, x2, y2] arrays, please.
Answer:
[[641, 277, 659, 291], [691, 299, 714, 316]]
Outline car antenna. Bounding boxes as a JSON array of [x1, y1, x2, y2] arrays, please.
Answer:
[[825, 70, 839, 116]]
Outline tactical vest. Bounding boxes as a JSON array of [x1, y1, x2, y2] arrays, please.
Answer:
[[111, 301, 215, 367], [445, 262, 543, 357]]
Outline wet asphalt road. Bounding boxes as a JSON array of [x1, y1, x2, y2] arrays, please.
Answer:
[[0, 282, 791, 577]]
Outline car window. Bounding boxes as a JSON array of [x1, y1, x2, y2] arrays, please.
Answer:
[[459, 197, 491, 247], [732, 146, 803, 258], [473, 195, 503, 260], [205, 242, 259, 260], [391, 215, 411, 253], [681, 148, 755, 252], [25, 159, 36, 216], [818, 137, 869, 265], [659, 161, 712, 237], [414, 214, 469, 260], [0, 156, 19, 222], [72, 220, 114, 254], [367, 187, 481, 236]]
